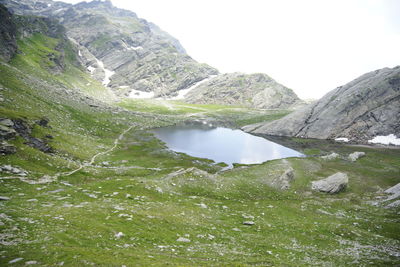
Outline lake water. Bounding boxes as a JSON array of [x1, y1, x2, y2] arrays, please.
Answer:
[[152, 124, 304, 165]]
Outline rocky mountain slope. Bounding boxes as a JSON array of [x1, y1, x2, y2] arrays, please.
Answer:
[[1, 0, 304, 108], [184, 72, 303, 109], [243, 66, 400, 143], [1, 0, 218, 98]]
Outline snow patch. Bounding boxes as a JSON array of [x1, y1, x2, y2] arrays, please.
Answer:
[[128, 88, 155, 99], [78, 50, 82, 57], [335, 137, 349, 142], [169, 75, 218, 100], [87, 66, 96, 74], [88, 58, 115, 86], [121, 41, 143, 51], [368, 134, 400, 146], [102, 69, 115, 86]]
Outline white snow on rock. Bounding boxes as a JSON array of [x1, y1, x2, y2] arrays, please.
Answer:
[[94, 59, 115, 86], [335, 137, 349, 142], [78, 50, 82, 57], [368, 134, 400, 146], [121, 41, 143, 51], [169, 75, 218, 100], [87, 66, 96, 74], [128, 88, 155, 99], [87, 58, 115, 86], [102, 69, 115, 86]]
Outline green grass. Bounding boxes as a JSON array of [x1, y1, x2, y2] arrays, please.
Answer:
[[0, 28, 399, 266]]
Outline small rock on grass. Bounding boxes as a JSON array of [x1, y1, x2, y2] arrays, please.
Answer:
[[321, 152, 339, 160], [243, 221, 255, 226], [8, 258, 23, 264], [348, 151, 365, 162], [176, 237, 191, 242]]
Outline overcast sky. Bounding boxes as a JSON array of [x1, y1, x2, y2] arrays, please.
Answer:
[[61, 0, 400, 99]]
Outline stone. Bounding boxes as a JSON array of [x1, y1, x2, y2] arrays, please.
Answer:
[[384, 183, 400, 202], [0, 124, 16, 140], [385, 200, 400, 209], [176, 237, 191, 242], [0, 196, 10, 201], [271, 167, 295, 190], [115, 232, 124, 239], [243, 221, 255, 226], [321, 153, 339, 160], [199, 203, 208, 209], [0, 141, 16, 155], [348, 152, 365, 162], [36, 118, 50, 128], [8, 258, 23, 264], [311, 172, 348, 194]]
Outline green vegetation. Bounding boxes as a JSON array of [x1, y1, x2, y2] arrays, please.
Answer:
[[0, 25, 399, 267]]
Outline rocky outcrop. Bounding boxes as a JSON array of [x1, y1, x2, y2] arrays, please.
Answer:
[[311, 172, 348, 194], [0, 4, 17, 61], [0, 117, 53, 153], [271, 167, 295, 190], [243, 67, 400, 143], [185, 73, 303, 109]]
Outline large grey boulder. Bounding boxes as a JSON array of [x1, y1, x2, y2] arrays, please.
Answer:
[[185, 73, 303, 109], [311, 172, 348, 194], [243, 66, 400, 144]]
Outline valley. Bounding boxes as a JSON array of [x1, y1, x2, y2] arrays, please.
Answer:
[[0, 0, 399, 266]]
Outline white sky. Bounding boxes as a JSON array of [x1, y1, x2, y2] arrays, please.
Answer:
[[61, 0, 400, 99]]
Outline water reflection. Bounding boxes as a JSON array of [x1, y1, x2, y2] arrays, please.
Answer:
[[152, 124, 304, 165]]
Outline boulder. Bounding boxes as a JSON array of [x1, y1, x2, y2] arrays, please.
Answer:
[[0, 141, 16, 155], [348, 152, 365, 162], [271, 167, 295, 190], [0, 119, 16, 140], [311, 172, 348, 194]]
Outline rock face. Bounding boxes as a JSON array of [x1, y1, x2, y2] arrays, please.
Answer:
[[185, 73, 303, 109], [0, 4, 17, 61], [243, 67, 400, 143], [311, 172, 348, 194], [1, 0, 218, 97]]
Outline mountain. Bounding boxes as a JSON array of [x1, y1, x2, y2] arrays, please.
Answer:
[[1, 0, 218, 98], [0, 0, 303, 107], [243, 66, 400, 143], [184, 72, 303, 109]]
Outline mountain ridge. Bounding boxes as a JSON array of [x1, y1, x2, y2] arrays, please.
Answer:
[[243, 66, 400, 143]]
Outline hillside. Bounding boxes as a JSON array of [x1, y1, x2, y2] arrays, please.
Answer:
[[243, 66, 400, 143]]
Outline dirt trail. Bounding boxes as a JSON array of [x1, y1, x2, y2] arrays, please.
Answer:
[[1, 125, 136, 184]]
